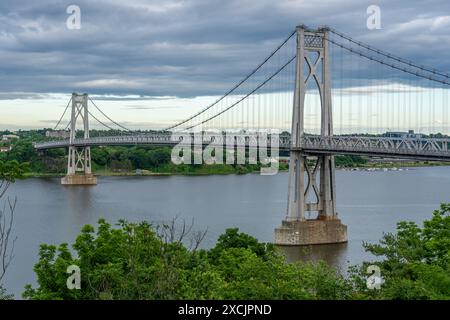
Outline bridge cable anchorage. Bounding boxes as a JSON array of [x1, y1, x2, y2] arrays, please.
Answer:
[[163, 29, 297, 131], [329, 28, 450, 80], [88, 97, 133, 132], [326, 38, 450, 86], [185, 55, 296, 130], [53, 97, 72, 130]]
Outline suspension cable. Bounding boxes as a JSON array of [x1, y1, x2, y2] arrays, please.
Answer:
[[86, 109, 117, 131], [329, 28, 449, 79], [164, 29, 297, 131], [186, 55, 296, 130], [88, 97, 133, 132], [53, 97, 72, 130], [326, 37, 450, 86]]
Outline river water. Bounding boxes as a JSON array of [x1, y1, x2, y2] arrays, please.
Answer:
[[3, 166, 450, 298]]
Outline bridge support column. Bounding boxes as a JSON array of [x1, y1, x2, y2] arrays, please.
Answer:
[[61, 93, 97, 185], [275, 26, 346, 245]]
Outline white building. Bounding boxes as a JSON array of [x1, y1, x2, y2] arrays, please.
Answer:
[[1, 134, 19, 141]]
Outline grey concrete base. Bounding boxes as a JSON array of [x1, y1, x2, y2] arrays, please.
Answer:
[[274, 216, 347, 245], [61, 174, 97, 185]]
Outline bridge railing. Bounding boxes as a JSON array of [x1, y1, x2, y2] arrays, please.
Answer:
[[299, 136, 450, 160], [34, 133, 291, 150], [34, 134, 450, 160]]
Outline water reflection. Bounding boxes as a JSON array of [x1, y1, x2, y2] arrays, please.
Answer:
[[64, 184, 95, 225], [277, 243, 349, 272]]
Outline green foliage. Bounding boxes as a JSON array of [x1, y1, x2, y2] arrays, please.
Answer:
[[0, 285, 13, 300], [0, 160, 27, 182], [209, 228, 274, 261], [91, 146, 172, 172], [208, 248, 352, 299], [335, 155, 367, 167], [24, 220, 352, 300], [351, 203, 450, 299], [20, 200, 450, 300], [0, 132, 55, 173]]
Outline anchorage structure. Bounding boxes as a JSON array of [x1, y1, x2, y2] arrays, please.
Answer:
[[61, 93, 97, 185], [275, 26, 347, 245]]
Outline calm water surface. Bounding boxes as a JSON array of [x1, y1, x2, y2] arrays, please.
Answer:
[[3, 166, 450, 297]]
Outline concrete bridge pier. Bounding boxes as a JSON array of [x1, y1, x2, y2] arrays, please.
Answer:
[[61, 145, 97, 185], [61, 93, 97, 185], [275, 152, 347, 245], [274, 25, 347, 245], [61, 173, 97, 185]]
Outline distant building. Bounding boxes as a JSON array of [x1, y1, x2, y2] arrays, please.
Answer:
[[46, 130, 70, 139], [383, 130, 423, 139], [0, 146, 11, 152], [278, 156, 290, 164], [1, 134, 19, 141]]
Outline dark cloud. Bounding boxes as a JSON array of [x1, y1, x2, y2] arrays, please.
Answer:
[[0, 0, 448, 97], [0, 92, 57, 100]]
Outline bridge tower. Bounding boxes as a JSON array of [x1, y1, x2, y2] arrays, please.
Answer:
[[275, 26, 347, 245], [61, 93, 97, 185]]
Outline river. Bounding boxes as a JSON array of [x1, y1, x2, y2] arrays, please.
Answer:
[[2, 166, 450, 298]]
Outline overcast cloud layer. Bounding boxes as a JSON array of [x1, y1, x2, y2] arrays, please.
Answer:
[[0, 0, 449, 99]]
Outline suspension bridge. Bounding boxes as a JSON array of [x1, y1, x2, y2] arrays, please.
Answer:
[[34, 25, 450, 245]]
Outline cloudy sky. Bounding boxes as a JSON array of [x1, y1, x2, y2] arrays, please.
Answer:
[[0, 0, 449, 129]]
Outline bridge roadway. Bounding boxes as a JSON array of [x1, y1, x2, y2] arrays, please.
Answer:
[[34, 134, 450, 161]]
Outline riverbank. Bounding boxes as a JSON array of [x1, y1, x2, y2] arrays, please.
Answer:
[[344, 160, 450, 170], [22, 160, 450, 178], [23, 163, 274, 177]]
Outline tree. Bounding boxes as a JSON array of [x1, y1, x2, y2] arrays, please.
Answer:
[[24, 221, 353, 300], [24, 205, 450, 300], [350, 203, 450, 299], [0, 160, 27, 299], [0, 160, 26, 196], [24, 219, 200, 300], [208, 228, 274, 261]]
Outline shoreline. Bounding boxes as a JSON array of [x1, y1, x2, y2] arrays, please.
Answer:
[[23, 162, 450, 178]]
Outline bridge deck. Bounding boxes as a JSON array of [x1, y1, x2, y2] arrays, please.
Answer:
[[34, 134, 450, 161]]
